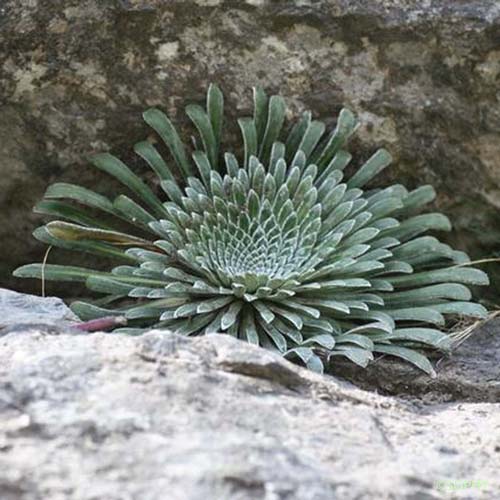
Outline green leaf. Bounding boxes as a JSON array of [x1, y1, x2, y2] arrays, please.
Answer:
[[286, 112, 311, 162], [383, 307, 445, 326], [13, 264, 105, 282], [283, 300, 321, 319], [300, 298, 350, 314], [224, 153, 240, 177], [259, 95, 286, 164], [314, 108, 358, 168], [160, 180, 184, 206], [221, 301, 244, 330], [34, 200, 114, 229], [134, 140, 176, 182], [196, 296, 234, 314], [374, 344, 436, 377], [86, 275, 135, 295], [306, 354, 324, 373], [253, 86, 268, 145], [269, 142, 286, 173], [238, 118, 258, 168], [33, 226, 135, 263], [383, 328, 452, 350], [347, 149, 392, 189], [242, 308, 260, 345], [192, 151, 212, 191], [336, 334, 374, 350], [385, 213, 451, 241], [431, 302, 488, 318], [259, 320, 287, 352], [266, 304, 303, 329], [383, 283, 472, 304], [207, 83, 224, 160], [303, 334, 335, 350], [173, 313, 215, 336], [45, 221, 154, 248], [330, 346, 374, 368], [297, 120, 325, 160], [285, 347, 314, 363], [143, 108, 193, 179], [70, 301, 123, 321], [44, 183, 116, 214], [398, 185, 436, 214], [186, 104, 218, 169], [316, 151, 351, 185], [90, 153, 166, 217], [388, 267, 489, 288], [253, 301, 275, 323], [113, 195, 156, 227]]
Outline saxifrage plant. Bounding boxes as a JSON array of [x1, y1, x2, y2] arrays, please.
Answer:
[[14, 84, 489, 375]]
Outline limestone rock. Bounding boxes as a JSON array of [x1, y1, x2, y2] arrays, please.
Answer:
[[0, 288, 79, 334], [0, 324, 499, 499], [1, 0, 499, 296]]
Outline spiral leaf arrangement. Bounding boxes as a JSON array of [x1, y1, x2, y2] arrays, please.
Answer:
[[15, 84, 489, 375]]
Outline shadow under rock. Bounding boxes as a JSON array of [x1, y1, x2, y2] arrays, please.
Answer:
[[328, 319, 500, 404]]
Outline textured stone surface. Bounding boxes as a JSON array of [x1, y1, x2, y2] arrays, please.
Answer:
[[1, 0, 499, 295], [1, 327, 499, 500], [0, 288, 79, 333]]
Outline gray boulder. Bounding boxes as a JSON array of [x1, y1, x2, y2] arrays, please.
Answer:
[[0, 288, 79, 334], [0, 321, 498, 499]]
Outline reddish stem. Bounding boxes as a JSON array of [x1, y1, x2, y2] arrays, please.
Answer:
[[74, 316, 127, 332]]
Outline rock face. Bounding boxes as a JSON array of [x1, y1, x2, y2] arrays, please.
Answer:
[[0, 288, 79, 333], [1, 328, 499, 500], [0, 290, 499, 500], [1, 0, 500, 295]]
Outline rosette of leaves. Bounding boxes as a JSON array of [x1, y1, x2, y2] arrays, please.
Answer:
[[14, 84, 489, 375]]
